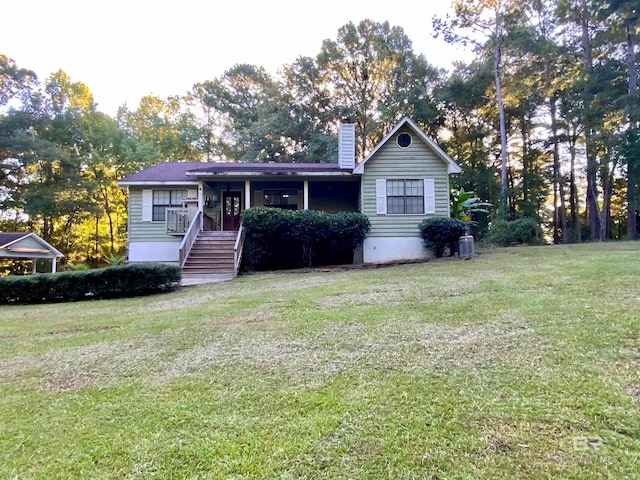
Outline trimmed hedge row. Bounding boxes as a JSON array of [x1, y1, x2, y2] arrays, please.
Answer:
[[0, 263, 181, 304], [241, 207, 370, 270]]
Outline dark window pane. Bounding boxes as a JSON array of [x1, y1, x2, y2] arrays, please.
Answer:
[[397, 133, 412, 148], [385, 179, 424, 215]]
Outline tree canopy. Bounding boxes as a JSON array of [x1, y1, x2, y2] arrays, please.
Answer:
[[1, 8, 639, 267]]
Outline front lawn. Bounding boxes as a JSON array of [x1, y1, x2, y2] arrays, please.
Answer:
[[1, 243, 639, 478]]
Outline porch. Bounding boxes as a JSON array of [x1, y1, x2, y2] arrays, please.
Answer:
[[164, 178, 360, 236], [171, 177, 360, 284]]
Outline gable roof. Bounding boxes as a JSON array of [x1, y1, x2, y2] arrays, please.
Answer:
[[353, 117, 462, 175], [0, 232, 63, 258]]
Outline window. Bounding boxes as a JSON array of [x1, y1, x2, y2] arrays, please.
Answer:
[[387, 179, 424, 214], [264, 189, 298, 210], [376, 178, 435, 215], [397, 133, 412, 148], [152, 189, 188, 221]]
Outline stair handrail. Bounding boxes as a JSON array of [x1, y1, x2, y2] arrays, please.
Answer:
[[233, 223, 246, 276], [179, 210, 203, 267]]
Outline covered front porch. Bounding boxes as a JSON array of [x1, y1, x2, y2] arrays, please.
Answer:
[[165, 176, 360, 236]]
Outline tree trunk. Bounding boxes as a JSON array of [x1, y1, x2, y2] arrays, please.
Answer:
[[626, 23, 638, 239], [569, 133, 582, 242], [495, 41, 509, 219], [580, 0, 601, 240], [546, 49, 568, 244], [521, 115, 529, 207]]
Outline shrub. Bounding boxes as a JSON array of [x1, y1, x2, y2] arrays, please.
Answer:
[[418, 217, 468, 258], [0, 263, 180, 305], [483, 218, 543, 247], [241, 207, 370, 270]]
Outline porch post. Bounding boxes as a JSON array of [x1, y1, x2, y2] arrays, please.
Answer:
[[198, 181, 204, 211], [32, 259, 37, 274], [52, 258, 57, 273], [245, 180, 251, 209], [303, 180, 309, 210]]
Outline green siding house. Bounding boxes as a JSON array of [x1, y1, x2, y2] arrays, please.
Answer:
[[118, 117, 461, 279]]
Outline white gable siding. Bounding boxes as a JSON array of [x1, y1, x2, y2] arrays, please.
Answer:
[[360, 127, 451, 238]]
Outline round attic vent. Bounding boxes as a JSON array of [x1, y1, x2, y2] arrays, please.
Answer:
[[397, 133, 412, 148]]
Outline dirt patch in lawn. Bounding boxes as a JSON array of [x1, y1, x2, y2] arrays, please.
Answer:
[[42, 372, 95, 393], [46, 325, 121, 336], [624, 383, 640, 403]]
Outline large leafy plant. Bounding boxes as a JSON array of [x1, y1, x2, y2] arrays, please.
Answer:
[[450, 188, 492, 222]]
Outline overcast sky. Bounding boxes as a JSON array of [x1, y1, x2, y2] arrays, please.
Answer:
[[1, 0, 474, 115]]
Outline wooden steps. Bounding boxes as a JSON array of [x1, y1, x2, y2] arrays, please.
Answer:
[[181, 231, 237, 283]]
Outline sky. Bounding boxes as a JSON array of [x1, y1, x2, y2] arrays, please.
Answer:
[[1, 0, 474, 116]]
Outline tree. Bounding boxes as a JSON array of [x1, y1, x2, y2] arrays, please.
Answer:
[[437, 59, 500, 236], [434, 0, 526, 219], [117, 94, 205, 166], [313, 20, 443, 158], [606, 0, 640, 239], [0, 54, 37, 107], [197, 64, 297, 162]]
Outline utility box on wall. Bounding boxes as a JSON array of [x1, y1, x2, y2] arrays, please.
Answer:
[[459, 235, 475, 258]]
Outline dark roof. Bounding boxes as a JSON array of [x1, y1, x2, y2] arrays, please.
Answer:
[[119, 162, 204, 184], [119, 161, 352, 184], [0, 232, 29, 247]]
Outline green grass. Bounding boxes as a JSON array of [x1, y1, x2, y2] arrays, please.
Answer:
[[1, 242, 640, 479]]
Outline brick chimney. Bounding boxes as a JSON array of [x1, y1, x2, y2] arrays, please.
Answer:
[[338, 119, 355, 170]]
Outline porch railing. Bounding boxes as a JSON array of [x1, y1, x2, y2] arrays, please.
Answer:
[[178, 211, 203, 267], [166, 208, 192, 234], [234, 223, 246, 276]]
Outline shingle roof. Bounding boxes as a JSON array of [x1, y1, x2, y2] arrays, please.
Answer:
[[0, 232, 29, 247], [119, 161, 352, 184], [118, 162, 204, 184]]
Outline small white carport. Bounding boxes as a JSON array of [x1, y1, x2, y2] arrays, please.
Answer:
[[0, 232, 64, 274]]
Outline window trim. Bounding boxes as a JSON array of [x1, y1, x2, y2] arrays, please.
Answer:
[[142, 189, 188, 222], [375, 178, 435, 215], [396, 133, 412, 148]]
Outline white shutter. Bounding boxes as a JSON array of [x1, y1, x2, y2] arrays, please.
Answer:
[[424, 178, 435, 214], [142, 189, 153, 222], [376, 179, 387, 214]]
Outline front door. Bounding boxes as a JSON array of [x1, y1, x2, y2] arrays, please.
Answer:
[[223, 191, 242, 231]]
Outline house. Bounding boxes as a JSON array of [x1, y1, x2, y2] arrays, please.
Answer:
[[118, 117, 461, 282], [0, 232, 64, 274]]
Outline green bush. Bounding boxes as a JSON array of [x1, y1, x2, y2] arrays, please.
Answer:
[[0, 263, 180, 305], [418, 217, 468, 258], [241, 207, 370, 270], [483, 218, 543, 246]]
